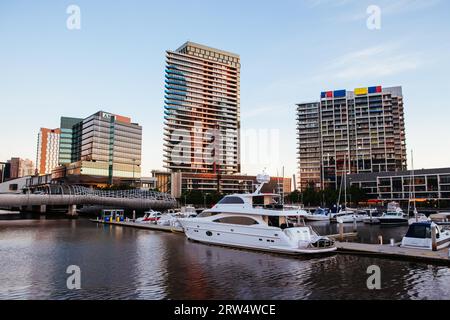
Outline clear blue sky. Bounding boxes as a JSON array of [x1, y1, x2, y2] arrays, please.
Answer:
[[1, 0, 449, 178]]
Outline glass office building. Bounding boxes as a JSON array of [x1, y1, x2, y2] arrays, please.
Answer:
[[53, 111, 142, 186], [59, 117, 83, 165]]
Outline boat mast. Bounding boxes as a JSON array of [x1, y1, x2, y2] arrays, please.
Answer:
[[344, 153, 347, 209], [282, 166, 285, 206], [411, 149, 417, 222]]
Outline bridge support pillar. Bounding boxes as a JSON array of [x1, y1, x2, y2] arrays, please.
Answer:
[[66, 205, 78, 218]]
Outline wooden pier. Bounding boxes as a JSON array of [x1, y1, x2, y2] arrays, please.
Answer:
[[336, 241, 450, 265], [90, 219, 184, 233]]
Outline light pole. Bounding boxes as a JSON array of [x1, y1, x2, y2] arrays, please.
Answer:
[[132, 159, 136, 188]]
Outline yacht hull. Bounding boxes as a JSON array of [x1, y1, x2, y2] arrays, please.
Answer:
[[378, 218, 408, 225], [181, 221, 336, 255], [185, 232, 337, 254]]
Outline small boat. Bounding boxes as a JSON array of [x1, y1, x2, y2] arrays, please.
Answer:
[[378, 211, 408, 225], [178, 174, 336, 255], [401, 221, 450, 250], [408, 212, 430, 225], [335, 212, 368, 224], [306, 208, 331, 221], [363, 215, 380, 224], [136, 209, 162, 223], [429, 212, 450, 223], [378, 202, 408, 225]]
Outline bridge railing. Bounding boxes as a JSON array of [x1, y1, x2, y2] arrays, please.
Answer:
[[25, 185, 176, 202]]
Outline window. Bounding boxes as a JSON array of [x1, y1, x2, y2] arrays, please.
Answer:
[[217, 196, 244, 204], [405, 224, 431, 239], [213, 216, 258, 226]]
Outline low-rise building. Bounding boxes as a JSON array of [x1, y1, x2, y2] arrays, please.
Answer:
[[169, 172, 291, 198], [347, 167, 450, 204]]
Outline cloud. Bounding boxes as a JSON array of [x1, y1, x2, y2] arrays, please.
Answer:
[[314, 43, 423, 82]]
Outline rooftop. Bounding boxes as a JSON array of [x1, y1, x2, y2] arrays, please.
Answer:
[[175, 41, 240, 59]]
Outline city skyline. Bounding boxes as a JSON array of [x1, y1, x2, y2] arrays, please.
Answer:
[[1, 0, 449, 179]]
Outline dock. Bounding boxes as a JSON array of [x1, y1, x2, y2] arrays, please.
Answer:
[[90, 219, 184, 233], [336, 241, 450, 265]]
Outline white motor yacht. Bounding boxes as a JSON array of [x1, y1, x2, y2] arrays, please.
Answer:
[[401, 221, 450, 250], [178, 175, 336, 255], [378, 202, 408, 225], [306, 208, 331, 222], [335, 212, 368, 224]]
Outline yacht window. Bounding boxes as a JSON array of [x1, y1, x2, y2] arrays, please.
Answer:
[[217, 196, 245, 204], [405, 225, 431, 239], [213, 216, 259, 225], [197, 212, 219, 218]]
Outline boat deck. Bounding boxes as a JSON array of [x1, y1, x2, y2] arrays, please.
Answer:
[[336, 241, 450, 265], [90, 219, 184, 233]]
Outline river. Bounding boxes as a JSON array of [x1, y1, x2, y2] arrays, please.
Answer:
[[0, 217, 449, 300]]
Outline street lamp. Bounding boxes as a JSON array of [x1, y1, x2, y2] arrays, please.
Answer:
[[132, 159, 136, 188]]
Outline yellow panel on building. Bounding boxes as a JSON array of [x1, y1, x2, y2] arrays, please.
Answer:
[[354, 87, 368, 95]]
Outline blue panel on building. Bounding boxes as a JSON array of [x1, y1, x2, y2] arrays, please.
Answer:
[[368, 86, 377, 94], [333, 90, 346, 98], [321, 92, 326, 98]]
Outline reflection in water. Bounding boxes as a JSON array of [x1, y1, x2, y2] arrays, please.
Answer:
[[0, 219, 449, 300]]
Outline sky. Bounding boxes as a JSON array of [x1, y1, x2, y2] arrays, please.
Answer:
[[0, 0, 449, 179]]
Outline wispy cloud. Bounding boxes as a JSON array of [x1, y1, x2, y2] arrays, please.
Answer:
[[314, 43, 423, 81]]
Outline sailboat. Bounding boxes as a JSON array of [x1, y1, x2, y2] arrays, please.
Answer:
[[332, 153, 367, 223]]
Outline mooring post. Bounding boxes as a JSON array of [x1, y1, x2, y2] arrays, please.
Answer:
[[390, 238, 395, 246], [339, 222, 344, 241], [431, 225, 437, 251], [133, 210, 136, 222], [67, 204, 77, 217], [378, 235, 383, 245], [352, 217, 357, 232]]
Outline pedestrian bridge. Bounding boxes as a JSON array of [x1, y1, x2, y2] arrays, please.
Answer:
[[0, 185, 177, 211]]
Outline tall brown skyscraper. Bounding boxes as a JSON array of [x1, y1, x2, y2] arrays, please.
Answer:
[[163, 41, 240, 174]]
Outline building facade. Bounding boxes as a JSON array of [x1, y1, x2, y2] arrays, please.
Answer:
[[151, 170, 172, 194], [36, 128, 61, 175], [170, 172, 291, 199], [53, 111, 142, 186], [163, 41, 241, 174], [347, 168, 450, 202], [59, 117, 83, 165], [296, 102, 321, 191], [3, 158, 34, 180], [296, 86, 407, 191]]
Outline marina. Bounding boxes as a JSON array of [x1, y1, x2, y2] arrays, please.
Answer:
[[1, 217, 450, 300]]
